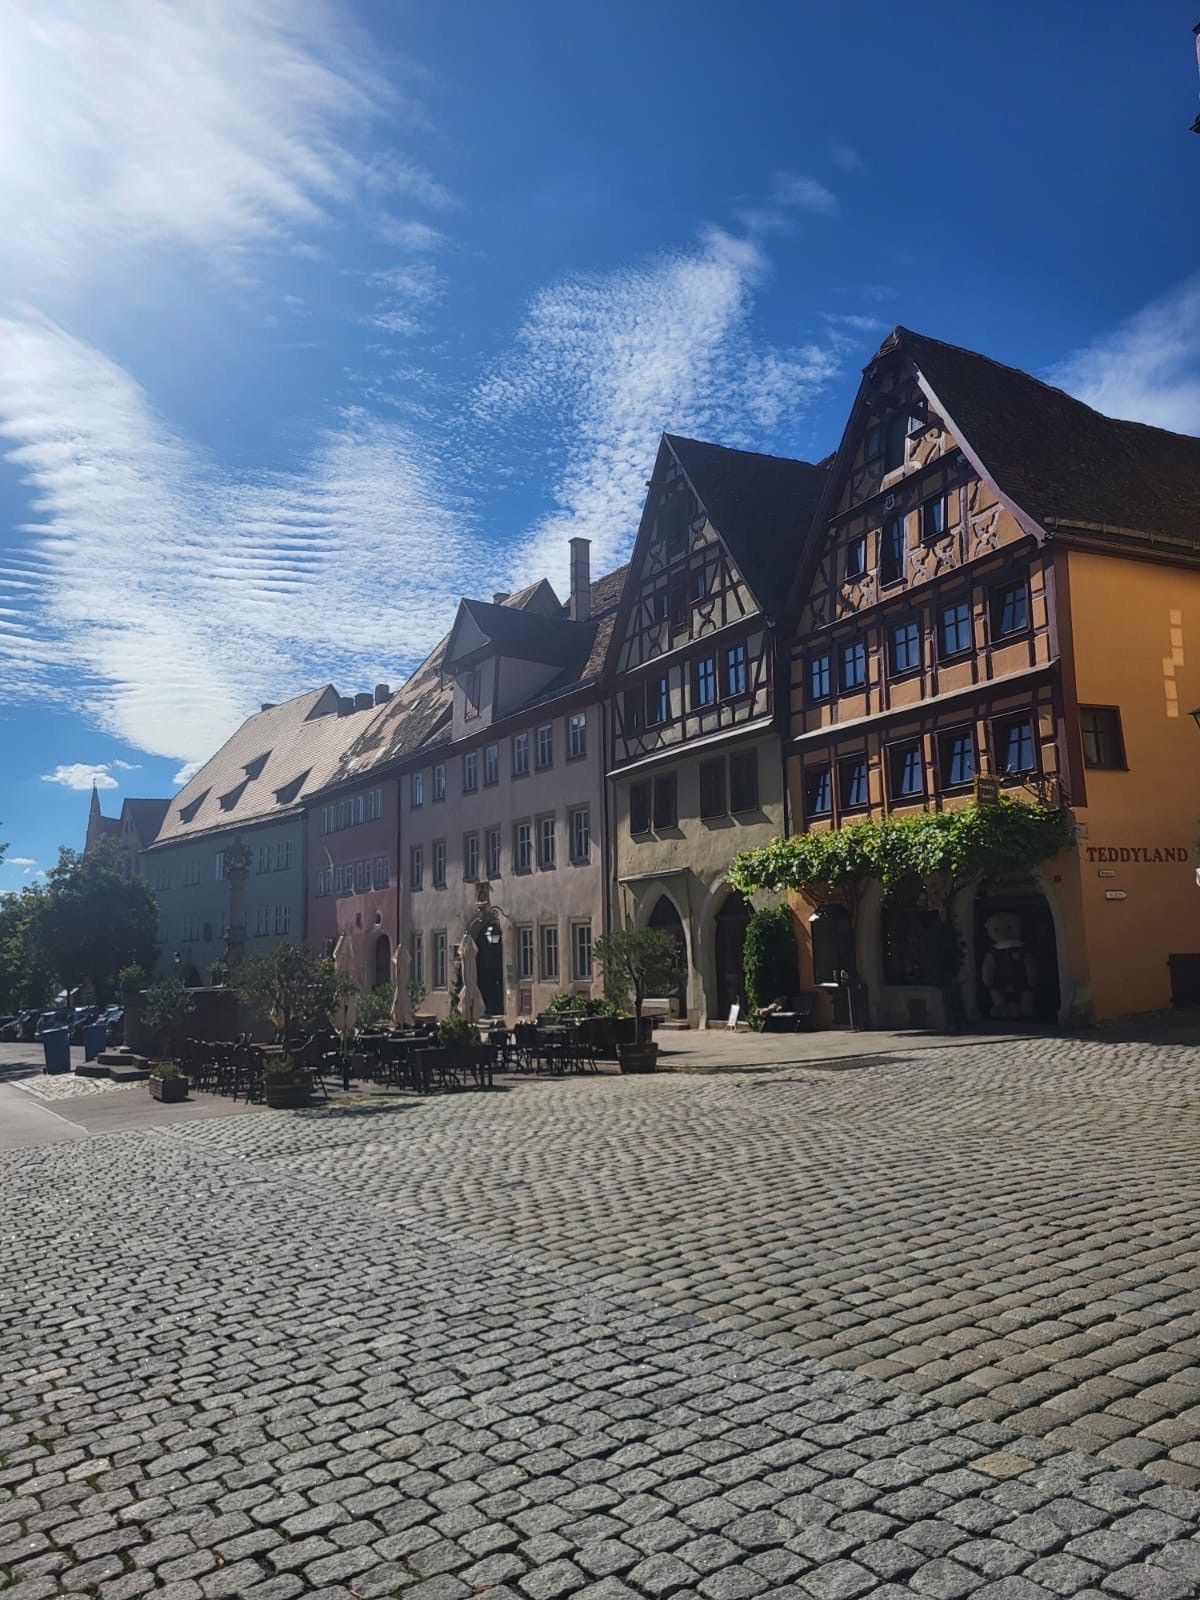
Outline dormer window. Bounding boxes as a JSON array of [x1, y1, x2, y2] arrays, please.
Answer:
[[243, 753, 269, 780], [218, 781, 247, 812], [178, 791, 209, 824]]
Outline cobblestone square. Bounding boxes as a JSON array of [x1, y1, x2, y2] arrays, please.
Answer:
[[2, 1035, 1198, 1597]]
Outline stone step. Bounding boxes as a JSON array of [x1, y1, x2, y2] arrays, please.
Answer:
[[96, 1050, 147, 1068], [108, 1063, 150, 1083]]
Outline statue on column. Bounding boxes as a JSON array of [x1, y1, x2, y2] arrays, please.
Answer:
[[223, 834, 253, 971]]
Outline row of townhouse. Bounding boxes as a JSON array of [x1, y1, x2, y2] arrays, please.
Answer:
[[90, 324, 1200, 1029]]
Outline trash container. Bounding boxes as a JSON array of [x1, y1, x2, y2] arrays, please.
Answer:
[[83, 1021, 108, 1062], [41, 1027, 70, 1074]]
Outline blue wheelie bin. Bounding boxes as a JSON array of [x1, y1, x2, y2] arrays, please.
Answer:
[[41, 1026, 70, 1074], [83, 1021, 108, 1062]]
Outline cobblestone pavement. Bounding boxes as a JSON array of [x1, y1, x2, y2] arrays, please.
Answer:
[[2, 1037, 1199, 1598]]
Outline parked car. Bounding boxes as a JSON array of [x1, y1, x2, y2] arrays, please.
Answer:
[[34, 1010, 68, 1039], [98, 1006, 125, 1046], [2, 1009, 40, 1042], [68, 1007, 100, 1044]]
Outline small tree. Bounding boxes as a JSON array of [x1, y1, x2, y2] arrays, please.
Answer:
[[118, 963, 148, 998], [141, 977, 195, 1060], [406, 975, 428, 1017], [31, 838, 157, 1005], [235, 941, 333, 1041], [593, 927, 681, 1029], [356, 983, 394, 1029], [742, 905, 799, 1020]]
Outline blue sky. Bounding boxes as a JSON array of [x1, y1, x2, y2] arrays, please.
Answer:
[[1, 0, 1198, 891]]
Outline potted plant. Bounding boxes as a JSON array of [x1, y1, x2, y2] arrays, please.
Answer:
[[263, 1055, 313, 1109], [141, 976, 196, 1060], [149, 1060, 188, 1102], [592, 928, 682, 1073]]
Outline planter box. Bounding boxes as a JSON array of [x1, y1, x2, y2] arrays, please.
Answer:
[[149, 1074, 188, 1102], [616, 1042, 660, 1074], [264, 1074, 312, 1109]]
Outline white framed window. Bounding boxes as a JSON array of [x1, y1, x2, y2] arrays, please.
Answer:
[[540, 924, 559, 982], [278, 841, 293, 871], [274, 904, 290, 935], [484, 744, 499, 786], [433, 931, 448, 989], [463, 751, 478, 793], [573, 922, 592, 981], [518, 926, 535, 980], [433, 840, 446, 888], [254, 906, 268, 936], [373, 855, 389, 888], [354, 794, 365, 825], [432, 763, 446, 801], [337, 799, 348, 830], [320, 806, 332, 835], [536, 724, 553, 769], [568, 713, 587, 760], [354, 858, 369, 893], [570, 807, 590, 863], [514, 821, 532, 873], [513, 732, 529, 776], [464, 667, 482, 720], [410, 846, 423, 890], [538, 815, 556, 871], [464, 833, 480, 882], [486, 827, 501, 878], [411, 771, 424, 808], [412, 932, 424, 989]]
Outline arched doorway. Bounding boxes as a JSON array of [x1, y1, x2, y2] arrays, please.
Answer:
[[648, 896, 688, 1015], [813, 904, 856, 1026], [374, 934, 391, 991], [476, 927, 505, 1016], [714, 891, 753, 1021], [974, 881, 1060, 1024]]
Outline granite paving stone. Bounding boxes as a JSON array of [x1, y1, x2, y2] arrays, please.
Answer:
[[1, 1036, 1199, 1597]]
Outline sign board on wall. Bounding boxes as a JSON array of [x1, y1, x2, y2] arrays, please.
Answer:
[[1083, 846, 1190, 863]]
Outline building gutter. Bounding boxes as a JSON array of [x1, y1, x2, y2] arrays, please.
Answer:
[[790, 661, 1057, 747], [607, 715, 775, 780]]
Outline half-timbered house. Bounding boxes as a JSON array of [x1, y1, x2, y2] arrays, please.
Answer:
[[607, 434, 828, 1026], [788, 326, 1200, 1028]]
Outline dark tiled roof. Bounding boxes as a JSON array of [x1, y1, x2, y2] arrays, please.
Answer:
[[665, 434, 829, 609], [524, 564, 629, 709], [328, 638, 453, 784], [451, 599, 583, 668], [890, 327, 1200, 547], [122, 798, 169, 844]]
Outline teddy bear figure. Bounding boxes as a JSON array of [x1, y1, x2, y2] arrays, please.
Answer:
[[981, 910, 1037, 1019]]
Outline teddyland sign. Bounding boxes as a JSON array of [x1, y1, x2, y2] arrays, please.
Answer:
[[1083, 846, 1190, 863]]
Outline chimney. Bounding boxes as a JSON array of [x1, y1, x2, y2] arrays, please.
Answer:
[[492, 591, 511, 605], [354, 692, 373, 712], [568, 536, 591, 621], [260, 702, 276, 712], [374, 682, 391, 704], [338, 696, 354, 716]]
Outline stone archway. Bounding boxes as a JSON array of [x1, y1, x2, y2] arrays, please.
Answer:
[[648, 896, 688, 1016], [475, 926, 505, 1016]]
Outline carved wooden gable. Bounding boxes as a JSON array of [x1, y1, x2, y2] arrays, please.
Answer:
[[614, 452, 758, 676], [800, 360, 1033, 637]]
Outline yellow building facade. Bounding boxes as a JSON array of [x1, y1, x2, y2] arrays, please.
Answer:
[[784, 327, 1200, 1028]]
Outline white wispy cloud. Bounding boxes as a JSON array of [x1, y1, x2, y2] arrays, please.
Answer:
[[0, 316, 480, 766], [770, 173, 838, 216], [6, 857, 36, 867], [1047, 272, 1200, 435], [111, 759, 141, 771], [42, 764, 118, 791], [0, 0, 447, 287], [475, 226, 842, 589], [829, 141, 864, 174]]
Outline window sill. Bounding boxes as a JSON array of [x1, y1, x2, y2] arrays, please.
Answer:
[[888, 667, 922, 683]]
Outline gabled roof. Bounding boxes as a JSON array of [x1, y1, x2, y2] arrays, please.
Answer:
[[664, 433, 830, 608], [326, 637, 454, 785], [445, 598, 584, 672], [522, 564, 629, 710], [150, 686, 376, 847], [884, 327, 1200, 549], [121, 798, 170, 845]]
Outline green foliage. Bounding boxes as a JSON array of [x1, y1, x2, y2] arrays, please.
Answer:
[[742, 905, 799, 1017], [150, 1059, 183, 1080], [26, 838, 157, 1005], [141, 977, 195, 1056], [264, 1055, 307, 1079], [118, 962, 148, 996], [236, 941, 336, 1040], [406, 976, 428, 1015], [0, 882, 54, 1013], [593, 927, 681, 1022], [545, 993, 620, 1017], [449, 954, 464, 1014], [436, 1011, 477, 1046], [208, 959, 229, 988], [357, 983, 394, 1028], [731, 800, 1069, 909]]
